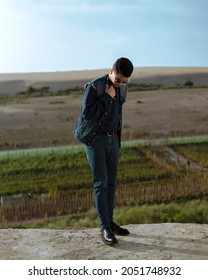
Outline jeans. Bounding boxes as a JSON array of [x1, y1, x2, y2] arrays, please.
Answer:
[[85, 135, 120, 229]]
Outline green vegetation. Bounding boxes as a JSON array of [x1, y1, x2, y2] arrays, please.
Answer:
[[184, 80, 194, 87], [0, 149, 91, 195], [1, 142, 208, 227], [128, 83, 163, 91], [0, 86, 83, 105], [4, 196, 208, 229], [0, 145, 181, 196], [59, 195, 208, 226], [1, 82, 208, 227], [17, 86, 83, 97], [171, 143, 208, 168], [1, 81, 208, 105]]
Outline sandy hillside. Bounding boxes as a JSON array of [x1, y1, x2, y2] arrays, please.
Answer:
[[0, 67, 208, 150], [0, 67, 208, 95]]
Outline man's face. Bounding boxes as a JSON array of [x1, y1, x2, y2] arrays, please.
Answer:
[[109, 70, 129, 88]]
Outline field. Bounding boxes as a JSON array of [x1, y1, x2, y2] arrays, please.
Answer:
[[0, 68, 208, 227], [1, 87, 208, 150], [1, 141, 208, 225], [1, 67, 208, 150]]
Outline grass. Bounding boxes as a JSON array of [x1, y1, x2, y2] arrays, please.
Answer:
[[1, 141, 208, 227], [172, 143, 208, 168], [1, 83, 208, 226], [0, 144, 182, 196], [3, 195, 208, 229], [1, 83, 208, 105]]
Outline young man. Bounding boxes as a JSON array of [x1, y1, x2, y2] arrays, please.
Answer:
[[74, 57, 134, 245]]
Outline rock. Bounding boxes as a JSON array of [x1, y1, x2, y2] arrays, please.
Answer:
[[0, 223, 207, 260]]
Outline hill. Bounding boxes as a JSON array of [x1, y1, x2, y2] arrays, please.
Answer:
[[1, 67, 208, 95]]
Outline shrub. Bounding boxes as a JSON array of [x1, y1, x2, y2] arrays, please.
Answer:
[[184, 80, 194, 87]]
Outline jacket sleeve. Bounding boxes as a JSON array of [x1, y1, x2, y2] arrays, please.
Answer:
[[81, 84, 113, 120]]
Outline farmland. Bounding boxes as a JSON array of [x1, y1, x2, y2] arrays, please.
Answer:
[[1, 86, 208, 151], [1, 140, 208, 226], [1, 71, 208, 227]]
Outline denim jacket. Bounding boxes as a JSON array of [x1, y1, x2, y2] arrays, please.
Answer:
[[73, 74, 127, 147]]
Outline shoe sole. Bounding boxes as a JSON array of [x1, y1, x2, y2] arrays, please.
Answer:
[[113, 231, 130, 236]]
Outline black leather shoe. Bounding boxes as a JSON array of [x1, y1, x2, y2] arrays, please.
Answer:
[[101, 227, 118, 246], [110, 222, 130, 236]]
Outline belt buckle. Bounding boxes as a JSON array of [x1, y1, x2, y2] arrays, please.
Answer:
[[107, 132, 116, 136]]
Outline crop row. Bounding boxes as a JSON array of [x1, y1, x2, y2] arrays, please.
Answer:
[[1, 142, 208, 223], [1, 174, 208, 223], [171, 143, 208, 168], [0, 146, 180, 196]]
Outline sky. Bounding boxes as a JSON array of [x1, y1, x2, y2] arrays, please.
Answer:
[[0, 0, 208, 73]]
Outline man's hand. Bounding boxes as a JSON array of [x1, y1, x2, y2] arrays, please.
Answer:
[[105, 84, 116, 98]]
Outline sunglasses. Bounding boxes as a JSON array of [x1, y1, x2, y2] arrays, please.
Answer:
[[113, 71, 129, 84]]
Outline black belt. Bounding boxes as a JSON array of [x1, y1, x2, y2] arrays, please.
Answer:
[[98, 131, 117, 136]]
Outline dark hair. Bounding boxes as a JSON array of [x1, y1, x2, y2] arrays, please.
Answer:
[[113, 57, 134, 77]]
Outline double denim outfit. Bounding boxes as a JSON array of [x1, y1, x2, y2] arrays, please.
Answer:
[[74, 74, 127, 229]]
